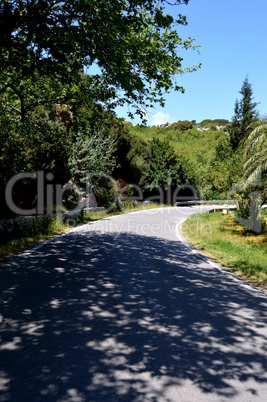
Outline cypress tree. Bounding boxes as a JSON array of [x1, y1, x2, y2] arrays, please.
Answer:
[[230, 77, 258, 150]]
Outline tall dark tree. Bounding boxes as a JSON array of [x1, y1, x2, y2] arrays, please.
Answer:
[[229, 77, 259, 149], [229, 99, 242, 150], [140, 138, 186, 203]]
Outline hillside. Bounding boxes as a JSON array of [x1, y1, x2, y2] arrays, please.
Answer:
[[125, 119, 242, 200]]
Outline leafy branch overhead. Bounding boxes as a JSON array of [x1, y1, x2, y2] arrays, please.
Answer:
[[0, 0, 200, 117]]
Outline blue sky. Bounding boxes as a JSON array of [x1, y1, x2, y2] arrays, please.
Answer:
[[116, 0, 267, 125]]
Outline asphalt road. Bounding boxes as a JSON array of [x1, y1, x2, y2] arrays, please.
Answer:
[[1, 206, 267, 402]]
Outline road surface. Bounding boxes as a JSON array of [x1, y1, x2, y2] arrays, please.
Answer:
[[1, 206, 267, 401]]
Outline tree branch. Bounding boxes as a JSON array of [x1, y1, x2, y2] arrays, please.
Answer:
[[24, 97, 71, 114]]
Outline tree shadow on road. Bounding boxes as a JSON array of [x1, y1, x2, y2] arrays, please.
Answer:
[[1, 227, 267, 401]]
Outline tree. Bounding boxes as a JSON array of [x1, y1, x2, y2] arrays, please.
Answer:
[[230, 118, 267, 233], [69, 130, 117, 186], [229, 77, 259, 149], [207, 141, 242, 199], [243, 118, 267, 199], [0, 104, 75, 216], [140, 138, 186, 203], [113, 127, 150, 184], [0, 0, 200, 119], [0, 109, 26, 217], [167, 120, 193, 131], [229, 99, 242, 150]]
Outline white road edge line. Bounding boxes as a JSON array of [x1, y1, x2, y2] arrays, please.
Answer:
[[175, 221, 267, 299]]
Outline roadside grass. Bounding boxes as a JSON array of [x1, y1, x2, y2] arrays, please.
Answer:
[[0, 203, 163, 262], [182, 212, 267, 290], [0, 217, 68, 262]]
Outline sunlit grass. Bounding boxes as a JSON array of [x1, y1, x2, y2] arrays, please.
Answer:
[[182, 212, 267, 289], [0, 217, 68, 261]]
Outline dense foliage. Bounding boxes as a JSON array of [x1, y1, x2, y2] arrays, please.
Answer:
[[139, 137, 186, 203], [0, 0, 200, 120], [128, 121, 241, 200], [237, 118, 267, 230], [227, 78, 265, 231], [0, 1, 266, 228], [1, 107, 244, 217], [0, 0, 204, 217]]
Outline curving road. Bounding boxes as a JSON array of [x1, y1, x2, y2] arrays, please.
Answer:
[[1, 206, 267, 401]]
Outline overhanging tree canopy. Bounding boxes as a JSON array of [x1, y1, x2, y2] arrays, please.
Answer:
[[0, 0, 200, 118]]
